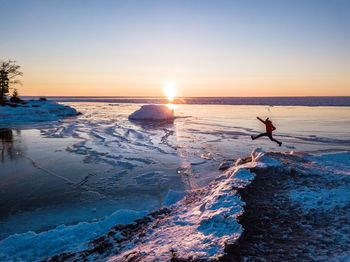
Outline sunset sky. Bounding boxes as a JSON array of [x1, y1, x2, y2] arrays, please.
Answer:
[[1, 0, 349, 97]]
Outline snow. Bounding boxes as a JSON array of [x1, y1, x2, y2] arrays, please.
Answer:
[[105, 150, 280, 261], [0, 100, 78, 126], [289, 151, 350, 212], [313, 152, 350, 175], [289, 186, 350, 212], [128, 104, 175, 121], [0, 209, 147, 261]]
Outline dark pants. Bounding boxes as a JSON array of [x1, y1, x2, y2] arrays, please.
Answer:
[[252, 133, 281, 145]]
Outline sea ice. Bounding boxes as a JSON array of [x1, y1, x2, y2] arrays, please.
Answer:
[[128, 104, 175, 121]]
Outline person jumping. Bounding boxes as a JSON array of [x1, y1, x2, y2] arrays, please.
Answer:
[[251, 117, 282, 146]]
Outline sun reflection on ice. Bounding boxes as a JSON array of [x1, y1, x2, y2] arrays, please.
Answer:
[[166, 103, 177, 110]]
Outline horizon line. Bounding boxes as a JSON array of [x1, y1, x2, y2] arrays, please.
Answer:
[[20, 95, 350, 98]]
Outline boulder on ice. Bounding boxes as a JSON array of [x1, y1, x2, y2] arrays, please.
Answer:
[[128, 105, 175, 121]]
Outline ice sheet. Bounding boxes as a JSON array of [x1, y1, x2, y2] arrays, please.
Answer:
[[1, 102, 350, 260]]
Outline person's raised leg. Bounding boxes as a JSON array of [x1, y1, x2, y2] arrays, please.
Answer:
[[251, 133, 268, 140]]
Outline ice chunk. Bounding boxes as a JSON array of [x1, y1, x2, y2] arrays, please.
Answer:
[[251, 148, 282, 167], [163, 190, 187, 206], [128, 104, 175, 121], [231, 167, 256, 181]]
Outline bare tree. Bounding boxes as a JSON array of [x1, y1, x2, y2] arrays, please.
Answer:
[[0, 60, 23, 104]]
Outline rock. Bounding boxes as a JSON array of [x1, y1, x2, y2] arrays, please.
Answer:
[[218, 161, 234, 170]]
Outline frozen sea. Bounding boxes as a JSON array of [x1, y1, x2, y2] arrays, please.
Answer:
[[1, 98, 350, 260]]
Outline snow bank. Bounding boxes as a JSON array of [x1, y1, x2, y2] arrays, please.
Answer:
[[128, 104, 175, 121], [0, 209, 147, 261], [0, 100, 78, 126]]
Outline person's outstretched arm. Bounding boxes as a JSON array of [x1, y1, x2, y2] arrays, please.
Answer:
[[257, 117, 265, 124]]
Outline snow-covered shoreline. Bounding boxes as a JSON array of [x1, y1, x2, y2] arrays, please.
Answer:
[[0, 100, 79, 127], [225, 151, 350, 262], [2, 149, 348, 261]]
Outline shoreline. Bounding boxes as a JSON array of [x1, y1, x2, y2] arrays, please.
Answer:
[[224, 158, 305, 261], [223, 152, 350, 261]]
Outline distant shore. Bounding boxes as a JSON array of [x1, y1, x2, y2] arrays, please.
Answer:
[[21, 96, 350, 107]]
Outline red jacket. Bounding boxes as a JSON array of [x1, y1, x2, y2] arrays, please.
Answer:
[[264, 120, 276, 134]]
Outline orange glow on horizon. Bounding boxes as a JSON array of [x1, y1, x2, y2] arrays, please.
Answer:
[[17, 71, 350, 97]]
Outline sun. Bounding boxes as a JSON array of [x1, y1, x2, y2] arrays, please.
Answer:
[[163, 82, 177, 102]]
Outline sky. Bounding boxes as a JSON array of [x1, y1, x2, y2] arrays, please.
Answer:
[[1, 0, 350, 97]]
